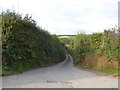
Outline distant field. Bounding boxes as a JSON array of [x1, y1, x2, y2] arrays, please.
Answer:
[[58, 36, 71, 38], [58, 35, 76, 39]]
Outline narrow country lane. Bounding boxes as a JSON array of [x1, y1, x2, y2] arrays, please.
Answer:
[[2, 54, 118, 88]]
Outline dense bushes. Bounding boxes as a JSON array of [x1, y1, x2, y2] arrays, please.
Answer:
[[72, 31, 120, 73], [2, 10, 65, 75], [73, 29, 119, 65], [73, 34, 91, 64], [60, 29, 119, 67]]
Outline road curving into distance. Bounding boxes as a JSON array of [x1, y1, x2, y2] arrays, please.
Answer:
[[2, 53, 118, 88]]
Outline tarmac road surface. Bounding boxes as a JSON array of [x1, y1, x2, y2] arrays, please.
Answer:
[[2, 54, 118, 88]]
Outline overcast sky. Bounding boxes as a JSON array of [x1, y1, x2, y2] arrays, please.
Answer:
[[0, 0, 119, 35]]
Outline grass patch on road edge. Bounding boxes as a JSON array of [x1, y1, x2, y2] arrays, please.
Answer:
[[93, 67, 119, 74], [2, 64, 32, 76], [2, 60, 64, 76], [76, 64, 120, 75]]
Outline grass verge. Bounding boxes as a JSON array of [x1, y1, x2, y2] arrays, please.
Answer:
[[2, 60, 64, 76], [2, 64, 32, 76], [76, 64, 120, 75]]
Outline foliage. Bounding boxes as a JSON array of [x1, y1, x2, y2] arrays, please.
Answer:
[[73, 34, 91, 64], [103, 30, 119, 61], [59, 36, 75, 57], [67, 29, 119, 65], [2, 10, 66, 76]]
